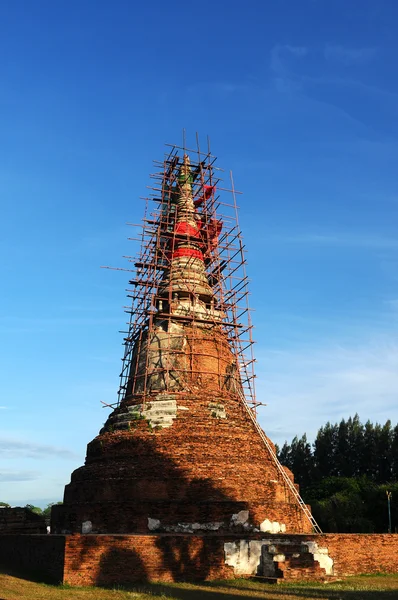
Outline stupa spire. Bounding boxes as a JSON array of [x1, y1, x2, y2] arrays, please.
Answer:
[[158, 153, 214, 304]]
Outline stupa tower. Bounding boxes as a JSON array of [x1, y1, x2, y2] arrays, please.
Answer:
[[52, 139, 319, 536]]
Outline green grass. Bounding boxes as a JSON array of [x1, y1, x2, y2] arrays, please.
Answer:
[[1, 572, 398, 600]]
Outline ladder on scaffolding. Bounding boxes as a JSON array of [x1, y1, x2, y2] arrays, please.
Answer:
[[238, 390, 323, 534]]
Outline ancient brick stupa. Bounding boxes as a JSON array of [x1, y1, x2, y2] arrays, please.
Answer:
[[52, 141, 316, 536]]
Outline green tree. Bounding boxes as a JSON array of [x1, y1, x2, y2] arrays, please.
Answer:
[[335, 418, 351, 477], [306, 476, 374, 533], [278, 415, 398, 532], [289, 434, 314, 490], [24, 504, 43, 515], [392, 424, 398, 481], [361, 420, 378, 478], [375, 420, 393, 483], [277, 441, 292, 469], [314, 421, 338, 478], [346, 414, 364, 477], [278, 435, 315, 491], [42, 502, 62, 520]]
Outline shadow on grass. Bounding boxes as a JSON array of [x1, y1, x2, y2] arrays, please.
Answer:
[[110, 580, 398, 600], [0, 565, 62, 586], [2, 568, 398, 600]]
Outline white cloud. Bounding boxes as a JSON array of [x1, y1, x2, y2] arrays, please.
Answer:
[[0, 437, 77, 460], [0, 470, 40, 482], [270, 44, 308, 74], [386, 299, 398, 311], [324, 45, 377, 65], [270, 44, 309, 92], [284, 45, 308, 58], [0, 315, 120, 334], [257, 338, 398, 446], [267, 43, 393, 129], [269, 233, 398, 250]]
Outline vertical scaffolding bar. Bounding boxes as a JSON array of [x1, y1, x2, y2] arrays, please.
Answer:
[[115, 139, 257, 414]]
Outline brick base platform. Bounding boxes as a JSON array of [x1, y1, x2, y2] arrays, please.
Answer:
[[0, 533, 397, 585], [52, 389, 313, 536]]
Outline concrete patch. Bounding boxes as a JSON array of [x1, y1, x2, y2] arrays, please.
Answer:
[[224, 539, 265, 575], [82, 521, 92, 534], [208, 401, 227, 418], [147, 518, 223, 533], [259, 518, 286, 533], [231, 510, 249, 527], [147, 518, 161, 531], [304, 541, 334, 575], [103, 394, 178, 432]]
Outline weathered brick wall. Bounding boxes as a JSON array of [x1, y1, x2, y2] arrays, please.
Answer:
[[0, 534, 65, 583], [52, 320, 313, 536], [53, 500, 307, 538], [53, 385, 311, 535], [62, 533, 398, 585], [228, 533, 398, 579], [0, 507, 46, 534], [1, 533, 398, 585], [317, 534, 398, 576], [63, 534, 234, 586]]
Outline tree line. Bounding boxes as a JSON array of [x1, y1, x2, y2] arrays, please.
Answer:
[[276, 414, 398, 533], [0, 502, 62, 521]]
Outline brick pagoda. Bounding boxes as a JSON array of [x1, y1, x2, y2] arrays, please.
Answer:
[[52, 145, 314, 537]]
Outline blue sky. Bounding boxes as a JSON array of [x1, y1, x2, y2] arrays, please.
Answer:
[[1, 0, 398, 506]]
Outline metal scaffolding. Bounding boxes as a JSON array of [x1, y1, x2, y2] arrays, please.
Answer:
[[106, 135, 257, 414]]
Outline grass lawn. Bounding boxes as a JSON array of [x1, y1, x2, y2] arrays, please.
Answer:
[[1, 572, 398, 600]]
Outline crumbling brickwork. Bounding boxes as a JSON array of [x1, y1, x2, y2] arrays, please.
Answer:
[[0, 534, 64, 583], [52, 144, 314, 554], [315, 534, 398, 577], [52, 380, 311, 535], [60, 533, 398, 585], [0, 508, 46, 534], [1, 533, 397, 585], [63, 534, 233, 585]]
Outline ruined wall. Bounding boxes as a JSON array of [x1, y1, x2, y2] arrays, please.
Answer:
[[53, 317, 314, 537], [52, 384, 310, 534], [316, 534, 398, 577], [0, 508, 46, 534], [128, 323, 238, 395], [0, 534, 65, 583], [63, 534, 233, 586], [224, 533, 398, 579], [2, 533, 397, 586], [62, 533, 398, 584]]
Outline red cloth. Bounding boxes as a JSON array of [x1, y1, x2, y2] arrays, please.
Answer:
[[194, 185, 216, 207], [175, 221, 201, 237], [204, 185, 214, 199], [172, 248, 204, 261]]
